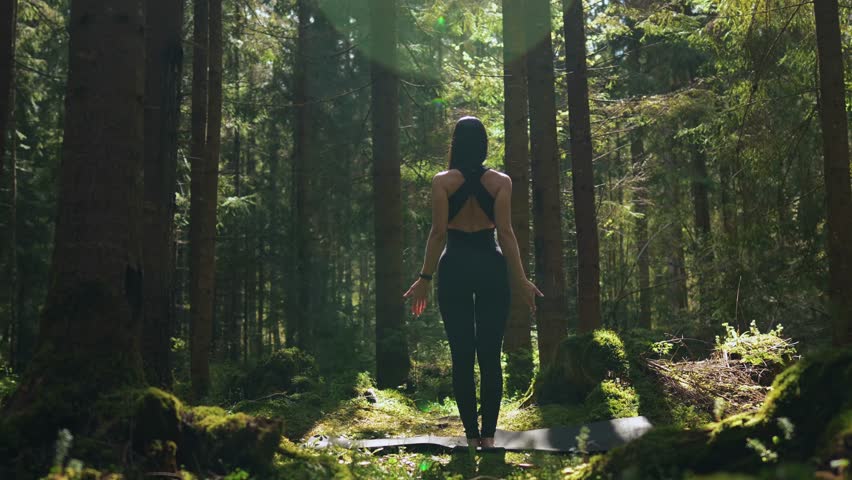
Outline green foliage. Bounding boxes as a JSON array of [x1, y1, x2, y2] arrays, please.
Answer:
[[672, 404, 713, 429], [0, 361, 17, 407], [714, 321, 797, 368]]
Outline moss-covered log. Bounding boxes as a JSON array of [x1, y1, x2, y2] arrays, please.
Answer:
[[240, 347, 318, 399], [135, 388, 284, 475], [572, 348, 852, 479], [1, 387, 284, 477], [524, 329, 629, 406]]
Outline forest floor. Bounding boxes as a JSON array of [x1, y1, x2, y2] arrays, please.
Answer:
[[225, 362, 724, 480], [243, 380, 591, 479]]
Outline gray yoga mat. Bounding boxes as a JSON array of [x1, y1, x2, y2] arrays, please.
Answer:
[[305, 416, 653, 453]]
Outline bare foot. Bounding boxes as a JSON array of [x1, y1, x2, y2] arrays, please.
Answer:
[[467, 437, 480, 448], [480, 437, 495, 448]]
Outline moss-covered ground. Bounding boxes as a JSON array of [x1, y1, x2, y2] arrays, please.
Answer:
[[31, 335, 852, 479], [239, 370, 593, 479]]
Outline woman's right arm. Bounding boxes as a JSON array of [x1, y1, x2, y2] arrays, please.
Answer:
[[494, 176, 543, 309]]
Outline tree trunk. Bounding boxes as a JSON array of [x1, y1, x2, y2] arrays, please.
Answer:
[[813, 0, 852, 347], [255, 236, 265, 359], [226, 40, 243, 362], [663, 156, 689, 314], [2, 0, 146, 447], [190, 0, 221, 399], [292, 0, 314, 352], [719, 160, 736, 242], [691, 147, 711, 239], [245, 233, 257, 360], [266, 116, 282, 352], [370, 0, 410, 389], [690, 144, 712, 311], [631, 136, 651, 329], [0, 0, 16, 182], [526, 0, 568, 368], [563, 0, 601, 333], [668, 224, 688, 312], [141, 0, 183, 389], [6, 79, 15, 368], [501, 0, 533, 394], [360, 249, 369, 333]]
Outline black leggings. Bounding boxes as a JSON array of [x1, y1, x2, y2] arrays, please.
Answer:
[[437, 228, 511, 439]]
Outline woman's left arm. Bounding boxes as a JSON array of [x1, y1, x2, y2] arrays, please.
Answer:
[[419, 175, 449, 276], [404, 175, 448, 315]]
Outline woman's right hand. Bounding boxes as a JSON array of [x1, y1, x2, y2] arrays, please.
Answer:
[[519, 279, 544, 312]]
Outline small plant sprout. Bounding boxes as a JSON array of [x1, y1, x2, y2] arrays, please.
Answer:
[[576, 425, 591, 460], [713, 397, 727, 421], [745, 437, 778, 463], [830, 458, 849, 476], [776, 417, 795, 441], [53, 428, 73, 471]]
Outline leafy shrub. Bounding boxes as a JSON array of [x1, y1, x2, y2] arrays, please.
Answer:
[[0, 361, 17, 408], [714, 321, 797, 368]]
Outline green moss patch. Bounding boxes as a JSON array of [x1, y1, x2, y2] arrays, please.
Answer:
[[584, 380, 640, 422], [571, 348, 852, 479], [180, 405, 282, 474], [241, 348, 318, 399], [2, 386, 284, 478], [529, 329, 630, 406]]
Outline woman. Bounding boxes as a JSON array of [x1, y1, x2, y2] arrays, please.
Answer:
[[403, 116, 542, 451]]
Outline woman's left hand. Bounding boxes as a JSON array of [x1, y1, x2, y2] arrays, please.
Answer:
[[403, 278, 431, 316]]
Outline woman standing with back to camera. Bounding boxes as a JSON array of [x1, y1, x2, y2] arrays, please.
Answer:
[[404, 116, 542, 451]]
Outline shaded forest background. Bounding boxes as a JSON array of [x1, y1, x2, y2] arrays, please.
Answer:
[[0, 0, 850, 476], [2, 0, 849, 386]]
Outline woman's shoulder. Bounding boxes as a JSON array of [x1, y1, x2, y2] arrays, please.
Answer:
[[433, 169, 458, 184], [480, 168, 510, 189], [433, 167, 509, 187], [483, 168, 510, 181]]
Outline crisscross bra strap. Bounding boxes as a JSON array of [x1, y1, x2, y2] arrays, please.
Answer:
[[447, 166, 495, 223]]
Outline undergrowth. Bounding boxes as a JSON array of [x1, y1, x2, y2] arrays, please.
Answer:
[[33, 324, 832, 479]]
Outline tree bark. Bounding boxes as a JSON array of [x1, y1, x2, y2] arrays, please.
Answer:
[[813, 0, 852, 346], [266, 114, 283, 352], [563, 0, 601, 333], [526, 0, 568, 368], [226, 38, 243, 362], [668, 223, 688, 312], [501, 0, 534, 394], [189, 0, 217, 399], [631, 136, 651, 329], [691, 147, 711, 239], [0, 0, 16, 182], [142, 0, 183, 389], [255, 235, 266, 359], [719, 160, 736, 242], [206, 0, 223, 365], [6, 77, 15, 369], [370, 0, 410, 389], [292, 0, 314, 351], [3, 0, 146, 439]]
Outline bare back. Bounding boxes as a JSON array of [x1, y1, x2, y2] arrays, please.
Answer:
[[436, 168, 509, 232]]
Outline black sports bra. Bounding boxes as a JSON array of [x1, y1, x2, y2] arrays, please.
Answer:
[[447, 165, 495, 223]]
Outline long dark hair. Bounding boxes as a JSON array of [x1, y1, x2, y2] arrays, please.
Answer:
[[448, 116, 488, 170]]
